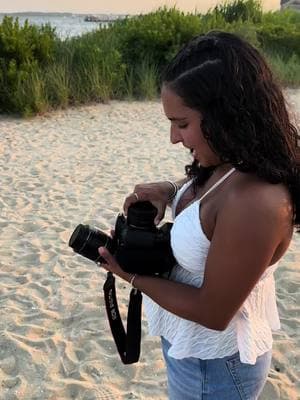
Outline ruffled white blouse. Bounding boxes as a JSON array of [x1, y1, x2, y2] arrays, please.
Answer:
[[143, 171, 280, 364]]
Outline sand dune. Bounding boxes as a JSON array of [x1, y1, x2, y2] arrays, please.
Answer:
[[0, 91, 299, 399]]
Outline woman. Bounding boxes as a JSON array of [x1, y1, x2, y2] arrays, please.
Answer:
[[99, 31, 300, 399]]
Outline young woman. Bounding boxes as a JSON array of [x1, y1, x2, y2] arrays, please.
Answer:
[[99, 31, 300, 399]]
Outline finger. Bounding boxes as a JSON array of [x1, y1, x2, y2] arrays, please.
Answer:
[[98, 247, 115, 265], [123, 197, 131, 216], [154, 215, 162, 225], [154, 204, 166, 225], [123, 192, 143, 215], [110, 229, 115, 238], [123, 195, 134, 215], [98, 247, 124, 277]]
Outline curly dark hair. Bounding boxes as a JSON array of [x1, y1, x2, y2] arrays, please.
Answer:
[[161, 31, 300, 229]]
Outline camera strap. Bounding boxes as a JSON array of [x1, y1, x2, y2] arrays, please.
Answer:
[[103, 272, 142, 364]]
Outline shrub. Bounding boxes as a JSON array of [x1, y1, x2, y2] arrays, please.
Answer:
[[111, 7, 202, 69], [58, 30, 125, 103], [266, 52, 300, 87], [135, 59, 159, 99], [0, 16, 57, 114], [256, 23, 300, 59], [0, 1, 299, 115], [212, 0, 263, 23]]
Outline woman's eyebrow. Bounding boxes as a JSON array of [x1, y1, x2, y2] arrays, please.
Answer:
[[168, 117, 187, 121]]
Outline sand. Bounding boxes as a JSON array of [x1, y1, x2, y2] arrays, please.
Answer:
[[0, 90, 299, 400]]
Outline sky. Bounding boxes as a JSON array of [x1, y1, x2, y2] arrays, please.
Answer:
[[0, 0, 280, 14]]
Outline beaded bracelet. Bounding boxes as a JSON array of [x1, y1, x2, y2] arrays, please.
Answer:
[[166, 180, 179, 202]]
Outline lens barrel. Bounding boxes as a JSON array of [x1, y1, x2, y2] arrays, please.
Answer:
[[69, 224, 113, 262]]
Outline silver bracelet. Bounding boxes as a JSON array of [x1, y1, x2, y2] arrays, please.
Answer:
[[129, 274, 138, 287], [166, 180, 179, 202]]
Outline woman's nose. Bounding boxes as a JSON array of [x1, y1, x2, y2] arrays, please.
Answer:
[[170, 127, 182, 144]]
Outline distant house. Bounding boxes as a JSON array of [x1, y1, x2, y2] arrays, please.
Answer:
[[84, 14, 129, 23], [281, 0, 300, 10], [84, 15, 101, 22]]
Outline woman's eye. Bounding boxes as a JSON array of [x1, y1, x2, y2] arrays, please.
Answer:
[[178, 124, 188, 129]]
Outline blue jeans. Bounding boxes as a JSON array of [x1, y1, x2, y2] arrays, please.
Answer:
[[161, 337, 272, 400]]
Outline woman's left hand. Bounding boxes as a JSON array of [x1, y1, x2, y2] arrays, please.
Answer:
[[98, 246, 131, 282]]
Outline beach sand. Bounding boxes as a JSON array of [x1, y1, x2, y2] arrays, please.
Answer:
[[0, 90, 299, 400]]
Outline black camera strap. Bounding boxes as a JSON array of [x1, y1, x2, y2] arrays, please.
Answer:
[[103, 272, 142, 364]]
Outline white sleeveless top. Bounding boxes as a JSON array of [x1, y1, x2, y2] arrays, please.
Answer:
[[143, 168, 281, 364]]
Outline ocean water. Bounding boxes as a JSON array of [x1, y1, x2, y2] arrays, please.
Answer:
[[0, 13, 125, 39]]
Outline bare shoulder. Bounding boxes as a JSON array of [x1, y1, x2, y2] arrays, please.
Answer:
[[214, 171, 294, 258], [223, 172, 293, 225]]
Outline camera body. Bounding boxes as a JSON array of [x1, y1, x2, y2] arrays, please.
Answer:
[[69, 201, 175, 275]]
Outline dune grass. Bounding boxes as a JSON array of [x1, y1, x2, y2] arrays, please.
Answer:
[[0, 1, 299, 116]]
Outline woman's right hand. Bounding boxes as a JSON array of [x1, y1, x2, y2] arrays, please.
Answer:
[[123, 181, 175, 225]]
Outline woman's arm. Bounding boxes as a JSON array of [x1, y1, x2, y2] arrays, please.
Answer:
[[100, 183, 292, 331], [166, 177, 189, 206]]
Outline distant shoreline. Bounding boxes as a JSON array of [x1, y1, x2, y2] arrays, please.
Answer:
[[0, 11, 132, 17]]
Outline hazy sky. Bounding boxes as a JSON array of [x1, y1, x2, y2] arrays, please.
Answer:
[[0, 0, 280, 14]]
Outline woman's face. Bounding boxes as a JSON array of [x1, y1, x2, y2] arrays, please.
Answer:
[[161, 85, 221, 167]]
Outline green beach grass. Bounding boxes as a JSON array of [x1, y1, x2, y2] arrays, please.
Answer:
[[0, 0, 299, 116]]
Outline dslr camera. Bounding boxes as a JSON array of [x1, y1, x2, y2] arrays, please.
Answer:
[[69, 201, 175, 275]]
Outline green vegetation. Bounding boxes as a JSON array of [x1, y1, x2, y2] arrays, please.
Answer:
[[0, 0, 299, 116]]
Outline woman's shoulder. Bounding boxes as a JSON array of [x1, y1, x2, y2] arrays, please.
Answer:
[[222, 171, 293, 227], [231, 172, 291, 204], [215, 171, 293, 265]]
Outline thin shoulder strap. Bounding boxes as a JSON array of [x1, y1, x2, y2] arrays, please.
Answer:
[[199, 168, 236, 202]]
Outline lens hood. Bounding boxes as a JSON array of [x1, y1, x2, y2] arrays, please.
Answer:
[[127, 201, 157, 229]]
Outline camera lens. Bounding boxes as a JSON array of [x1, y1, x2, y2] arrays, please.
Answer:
[[127, 201, 157, 230], [69, 224, 113, 262]]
